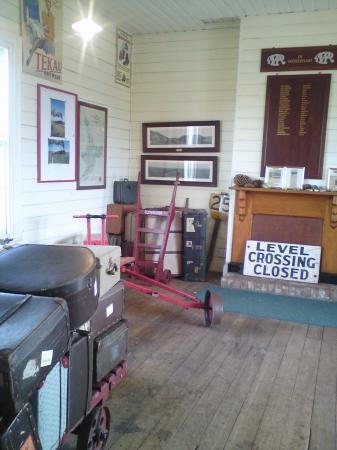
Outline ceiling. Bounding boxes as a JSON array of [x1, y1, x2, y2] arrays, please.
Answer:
[[99, 0, 337, 34]]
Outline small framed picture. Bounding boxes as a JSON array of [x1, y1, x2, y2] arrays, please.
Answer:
[[77, 102, 107, 190], [264, 166, 285, 188], [326, 168, 337, 191], [284, 167, 305, 190], [37, 84, 77, 183]]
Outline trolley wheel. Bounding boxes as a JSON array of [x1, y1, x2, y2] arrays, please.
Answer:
[[161, 269, 172, 284], [204, 290, 223, 327], [76, 406, 110, 450]]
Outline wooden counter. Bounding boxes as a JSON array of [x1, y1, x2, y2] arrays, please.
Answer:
[[230, 187, 337, 274]]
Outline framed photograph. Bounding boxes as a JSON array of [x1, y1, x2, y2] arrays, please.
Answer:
[[115, 28, 132, 87], [326, 168, 337, 191], [284, 167, 305, 189], [141, 155, 218, 187], [77, 102, 107, 190], [142, 121, 220, 153], [264, 166, 285, 189], [37, 84, 77, 182]]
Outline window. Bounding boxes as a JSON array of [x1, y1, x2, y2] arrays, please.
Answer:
[[0, 31, 20, 243], [0, 46, 9, 238]]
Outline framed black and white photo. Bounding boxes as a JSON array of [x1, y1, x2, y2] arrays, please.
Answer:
[[264, 166, 285, 189], [77, 102, 107, 190], [141, 155, 218, 186], [284, 167, 305, 189], [142, 121, 220, 153], [37, 84, 77, 182], [327, 168, 337, 191]]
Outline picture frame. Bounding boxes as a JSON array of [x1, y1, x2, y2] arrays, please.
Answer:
[[115, 28, 132, 88], [326, 168, 337, 192], [37, 84, 77, 183], [141, 155, 218, 187], [284, 167, 305, 189], [77, 101, 107, 190], [142, 121, 220, 153], [264, 166, 285, 189]]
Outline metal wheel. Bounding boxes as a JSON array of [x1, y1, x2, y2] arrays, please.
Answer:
[[204, 290, 223, 327], [161, 269, 172, 284], [76, 406, 110, 450]]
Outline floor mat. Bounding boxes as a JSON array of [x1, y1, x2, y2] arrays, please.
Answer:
[[197, 284, 337, 328]]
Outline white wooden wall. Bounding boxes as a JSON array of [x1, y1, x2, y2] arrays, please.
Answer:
[[0, 0, 131, 244], [130, 27, 239, 207], [231, 9, 337, 180], [130, 28, 239, 270], [225, 9, 337, 267]]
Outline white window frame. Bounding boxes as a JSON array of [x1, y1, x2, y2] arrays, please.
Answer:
[[0, 23, 22, 241]]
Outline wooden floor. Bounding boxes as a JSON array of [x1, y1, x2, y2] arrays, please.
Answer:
[[102, 277, 337, 450]]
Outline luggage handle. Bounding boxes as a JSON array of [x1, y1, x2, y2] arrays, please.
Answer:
[[0, 294, 32, 326]]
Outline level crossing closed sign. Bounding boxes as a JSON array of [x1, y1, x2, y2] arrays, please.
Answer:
[[243, 240, 321, 283]]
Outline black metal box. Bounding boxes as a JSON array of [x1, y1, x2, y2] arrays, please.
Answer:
[[0, 245, 100, 330], [183, 209, 207, 239], [183, 238, 206, 259], [183, 257, 206, 282], [0, 292, 70, 418], [94, 320, 128, 383]]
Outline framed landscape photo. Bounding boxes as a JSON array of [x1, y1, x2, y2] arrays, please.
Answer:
[[142, 121, 220, 153], [284, 167, 305, 189], [141, 155, 218, 187], [326, 168, 337, 191], [77, 102, 107, 190], [37, 84, 77, 182], [264, 166, 285, 189]]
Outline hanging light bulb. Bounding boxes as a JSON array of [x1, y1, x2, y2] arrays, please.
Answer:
[[72, 18, 102, 41]]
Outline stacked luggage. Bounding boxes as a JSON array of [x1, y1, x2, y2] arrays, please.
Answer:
[[183, 209, 208, 281], [107, 179, 137, 251], [0, 244, 127, 450]]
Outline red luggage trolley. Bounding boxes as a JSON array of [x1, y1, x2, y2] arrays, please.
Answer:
[[121, 174, 223, 327]]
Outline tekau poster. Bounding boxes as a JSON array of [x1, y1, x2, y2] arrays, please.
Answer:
[[21, 0, 63, 83]]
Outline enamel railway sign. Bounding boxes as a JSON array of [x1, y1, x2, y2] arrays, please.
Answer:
[[243, 240, 321, 284]]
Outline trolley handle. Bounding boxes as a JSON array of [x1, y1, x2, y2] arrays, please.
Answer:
[[73, 214, 119, 219]]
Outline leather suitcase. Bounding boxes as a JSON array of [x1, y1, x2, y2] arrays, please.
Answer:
[[0, 245, 100, 329], [31, 362, 68, 450], [67, 333, 93, 427], [94, 319, 128, 383], [113, 180, 137, 204], [80, 281, 124, 335], [1, 403, 42, 450], [85, 245, 121, 296], [121, 241, 134, 257], [124, 211, 136, 242], [107, 204, 136, 234], [0, 292, 70, 418]]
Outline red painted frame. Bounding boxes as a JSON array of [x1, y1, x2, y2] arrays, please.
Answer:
[[37, 84, 78, 183], [77, 101, 108, 190]]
